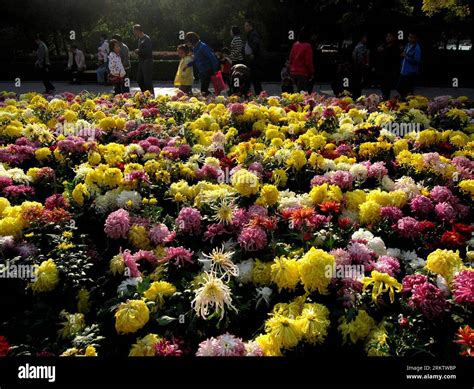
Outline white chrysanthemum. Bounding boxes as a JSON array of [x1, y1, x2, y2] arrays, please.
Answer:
[[334, 162, 352, 171], [351, 228, 374, 242], [367, 237, 387, 256], [125, 143, 144, 156], [117, 277, 142, 295], [192, 272, 236, 321], [255, 286, 273, 308], [117, 190, 142, 209], [199, 245, 238, 279], [94, 189, 121, 213], [209, 198, 236, 225], [321, 159, 336, 172], [274, 149, 292, 164], [436, 275, 450, 296], [74, 164, 94, 181], [3, 168, 32, 184], [237, 259, 255, 284], [381, 175, 395, 191], [393, 176, 421, 198], [386, 248, 401, 258], [349, 164, 368, 181]]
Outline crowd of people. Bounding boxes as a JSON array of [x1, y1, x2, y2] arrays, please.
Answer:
[[285, 28, 422, 100], [34, 23, 422, 99]]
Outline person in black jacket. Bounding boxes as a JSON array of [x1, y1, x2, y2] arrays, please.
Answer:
[[243, 20, 263, 95], [133, 24, 154, 94], [378, 32, 401, 100]]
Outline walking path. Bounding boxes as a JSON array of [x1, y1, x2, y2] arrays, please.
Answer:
[[1, 81, 474, 99]]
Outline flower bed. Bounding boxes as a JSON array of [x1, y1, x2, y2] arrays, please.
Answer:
[[0, 90, 473, 357]]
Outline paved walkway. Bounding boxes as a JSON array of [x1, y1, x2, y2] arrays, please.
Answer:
[[1, 81, 474, 99]]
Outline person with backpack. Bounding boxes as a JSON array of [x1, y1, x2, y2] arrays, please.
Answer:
[[184, 32, 219, 95]]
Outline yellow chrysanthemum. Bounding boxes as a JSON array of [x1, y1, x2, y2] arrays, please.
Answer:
[[271, 256, 300, 291], [31, 259, 59, 293], [425, 249, 464, 282], [338, 310, 376, 344], [297, 303, 330, 345], [129, 334, 161, 356], [265, 314, 303, 349], [298, 247, 335, 294], [361, 270, 402, 304], [115, 299, 150, 334]]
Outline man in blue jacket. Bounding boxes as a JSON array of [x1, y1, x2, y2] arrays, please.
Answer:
[[397, 32, 421, 99], [184, 32, 219, 95]]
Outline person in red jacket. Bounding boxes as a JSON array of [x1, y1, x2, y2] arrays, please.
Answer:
[[289, 28, 314, 92]]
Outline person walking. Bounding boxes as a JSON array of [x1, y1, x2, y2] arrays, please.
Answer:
[[229, 26, 244, 65], [34, 34, 55, 94], [351, 34, 370, 99], [67, 45, 86, 84], [96, 33, 109, 85], [378, 32, 401, 100], [108, 39, 126, 95], [289, 28, 314, 92], [133, 24, 154, 94], [397, 32, 421, 99], [174, 44, 194, 94], [184, 32, 219, 95], [112, 34, 131, 92], [244, 20, 263, 95]]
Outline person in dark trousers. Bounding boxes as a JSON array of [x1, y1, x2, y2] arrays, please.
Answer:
[[244, 20, 263, 95], [378, 32, 401, 100], [397, 32, 421, 99], [34, 34, 55, 94], [184, 32, 219, 96], [112, 34, 131, 92], [308, 32, 320, 94], [133, 24, 154, 94], [351, 34, 369, 99]]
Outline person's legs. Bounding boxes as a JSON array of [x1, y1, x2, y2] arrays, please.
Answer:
[[248, 59, 263, 95], [179, 85, 192, 94], [97, 64, 106, 84], [137, 62, 144, 92], [397, 75, 408, 99], [142, 59, 154, 94], [200, 70, 212, 95], [40, 67, 54, 92], [294, 75, 309, 92]]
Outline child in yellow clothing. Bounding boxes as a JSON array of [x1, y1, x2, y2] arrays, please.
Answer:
[[174, 44, 194, 94]]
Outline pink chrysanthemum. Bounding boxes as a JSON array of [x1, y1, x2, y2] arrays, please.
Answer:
[[160, 246, 194, 266], [452, 270, 474, 305], [410, 195, 434, 218], [396, 217, 420, 238], [155, 339, 183, 356], [148, 223, 171, 245], [430, 186, 455, 204], [435, 202, 457, 223], [104, 208, 130, 239], [238, 226, 267, 251], [176, 207, 202, 235], [373, 256, 400, 277], [348, 242, 375, 265], [409, 281, 447, 320], [380, 206, 403, 222], [330, 171, 353, 190]]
